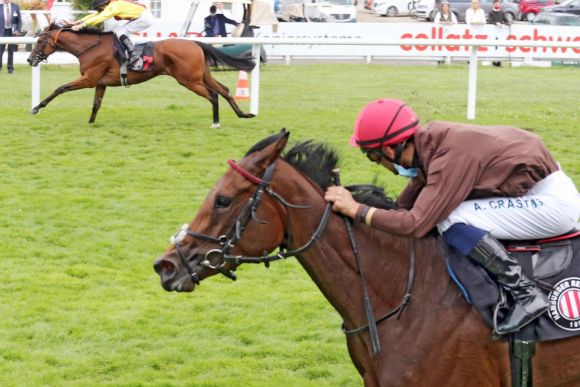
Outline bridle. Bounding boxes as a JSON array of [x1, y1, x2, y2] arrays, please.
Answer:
[[170, 159, 332, 285], [30, 28, 102, 64], [170, 158, 416, 356], [30, 30, 62, 64]]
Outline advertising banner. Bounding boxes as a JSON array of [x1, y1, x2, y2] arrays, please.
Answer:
[[137, 21, 580, 60]]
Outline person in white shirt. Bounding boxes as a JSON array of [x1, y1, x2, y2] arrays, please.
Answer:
[[465, 0, 486, 25], [434, 1, 458, 25]]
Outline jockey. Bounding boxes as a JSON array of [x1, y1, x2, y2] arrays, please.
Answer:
[[325, 99, 580, 335], [70, 0, 153, 69]]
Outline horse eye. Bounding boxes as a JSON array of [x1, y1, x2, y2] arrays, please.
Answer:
[[214, 195, 231, 208]]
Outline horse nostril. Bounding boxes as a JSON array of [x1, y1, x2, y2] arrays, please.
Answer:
[[153, 259, 176, 278]]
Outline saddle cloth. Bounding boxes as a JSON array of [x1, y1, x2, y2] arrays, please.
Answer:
[[114, 40, 156, 72], [446, 229, 580, 341]]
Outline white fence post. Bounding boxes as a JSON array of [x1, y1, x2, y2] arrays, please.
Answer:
[[467, 46, 478, 120], [31, 64, 41, 109], [250, 44, 261, 116]]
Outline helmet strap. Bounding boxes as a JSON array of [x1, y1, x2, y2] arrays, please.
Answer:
[[411, 146, 421, 169]]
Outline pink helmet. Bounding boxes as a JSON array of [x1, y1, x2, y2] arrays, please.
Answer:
[[349, 99, 419, 149]]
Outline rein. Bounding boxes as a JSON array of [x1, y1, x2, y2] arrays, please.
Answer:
[[74, 35, 102, 58], [332, 169, 380, 355], [342, 241, 415, 336]]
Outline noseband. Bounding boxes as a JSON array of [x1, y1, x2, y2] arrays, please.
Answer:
[[171, 159, 332, 285]]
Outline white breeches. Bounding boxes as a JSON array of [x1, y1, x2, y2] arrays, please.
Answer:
[[438, 170, 580, 240], [106, 9, 154, 37]]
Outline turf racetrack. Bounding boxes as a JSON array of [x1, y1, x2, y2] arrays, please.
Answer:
[[0, 63, 578, 386]]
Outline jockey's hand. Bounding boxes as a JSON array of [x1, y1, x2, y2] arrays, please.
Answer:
[[54, 19, 70, 28], [324, 186, 361, 219], [71, 23, 85, 31]]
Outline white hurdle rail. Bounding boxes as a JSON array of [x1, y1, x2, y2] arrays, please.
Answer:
[[2, 36, 580, 120]]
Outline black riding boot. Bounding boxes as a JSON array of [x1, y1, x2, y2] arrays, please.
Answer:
[[469, 234, 549, 335], [119, 34, 142, 69]]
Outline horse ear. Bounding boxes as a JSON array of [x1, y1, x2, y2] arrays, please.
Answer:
[[255, 128, 290, 168]]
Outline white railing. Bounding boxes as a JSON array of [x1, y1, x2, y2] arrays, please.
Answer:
[[2, 36, 580, 120]]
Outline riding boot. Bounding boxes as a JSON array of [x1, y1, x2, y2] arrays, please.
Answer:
[[469, 234, 549, 335], [119, 34, 142, 69]]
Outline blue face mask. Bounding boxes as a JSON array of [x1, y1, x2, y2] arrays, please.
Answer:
[[394, 164, 419, 179]]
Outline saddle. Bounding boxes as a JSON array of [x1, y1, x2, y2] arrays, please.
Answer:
[[113, 38, 156, 86], [446, 226, 580, 342], [113, 39, 155, 72]]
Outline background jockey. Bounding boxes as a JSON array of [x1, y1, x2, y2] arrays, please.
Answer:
[[325, 99, 580, 335], [70, 0, 153, 69]]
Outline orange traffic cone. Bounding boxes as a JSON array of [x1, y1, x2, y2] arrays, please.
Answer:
[[234, 71, 250, 101]]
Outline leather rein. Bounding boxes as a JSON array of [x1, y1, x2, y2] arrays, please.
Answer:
[[171, 159, 416, 355]]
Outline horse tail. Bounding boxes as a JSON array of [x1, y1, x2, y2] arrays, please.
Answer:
[[195, 41, 256, 73]]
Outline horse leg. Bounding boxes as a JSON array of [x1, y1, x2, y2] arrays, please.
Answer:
[[177, 78, 221, 128], [203, 69, 255, 119], [89, 85, 107, 124], [31, 76, 94, 115], [209, 89, 220, 128]]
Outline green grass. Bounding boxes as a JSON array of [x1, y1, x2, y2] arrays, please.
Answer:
[[0, 63, 578, 386]]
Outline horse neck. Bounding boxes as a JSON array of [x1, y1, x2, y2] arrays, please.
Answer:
[[271, 163, 453, 331], [56, 31, 106, 57]]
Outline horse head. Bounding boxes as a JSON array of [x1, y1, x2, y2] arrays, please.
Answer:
[[153, 130, 293, 292], [27, 23, 65, 66]]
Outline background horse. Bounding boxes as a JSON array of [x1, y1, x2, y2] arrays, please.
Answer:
[[27, 24, 255, 128], [153, 130, 580, 386]]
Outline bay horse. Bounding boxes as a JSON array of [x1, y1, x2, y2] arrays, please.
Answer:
[[153, 130, 580, 386], [27, 23, 255, 128]]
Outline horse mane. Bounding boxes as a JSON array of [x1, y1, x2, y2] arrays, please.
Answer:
[[283, 141, 396, 210]]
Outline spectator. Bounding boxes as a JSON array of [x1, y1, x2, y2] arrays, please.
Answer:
[[489, 0, 509, 26], [466, 0, 486, 25], [204, 3, 239, 38], [0, 0, 22, 74], [489, 0, 510, 67], [434, 1, 458, 25], [434, 2, 457, 64]]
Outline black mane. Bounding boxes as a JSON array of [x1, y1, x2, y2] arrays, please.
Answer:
[[283, 141, 337, 190], [282, 141, 396, 210]]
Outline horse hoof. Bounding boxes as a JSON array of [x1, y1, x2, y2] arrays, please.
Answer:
[[245, 113, 256, 118], [211, 123, 221, 129], [30, 108, 39, 115]]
